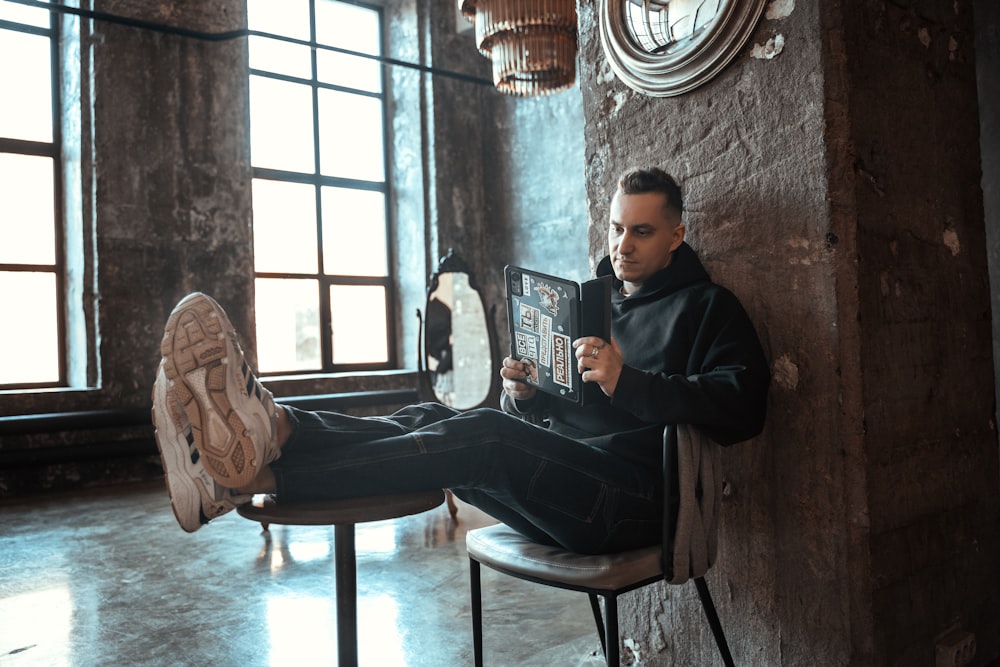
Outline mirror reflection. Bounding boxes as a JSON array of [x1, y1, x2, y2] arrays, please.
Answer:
[[425, 270, 493, 409], [419, 250, 497, 411]]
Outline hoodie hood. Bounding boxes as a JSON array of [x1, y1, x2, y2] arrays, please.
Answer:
[[596, 242, 711, 306]]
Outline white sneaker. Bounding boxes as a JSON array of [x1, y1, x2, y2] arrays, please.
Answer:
[[159, 292, 281, 489], [151, 363, 252, 532]]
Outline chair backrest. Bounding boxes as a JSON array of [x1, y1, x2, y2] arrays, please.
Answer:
[[662, 424, 723, 585]]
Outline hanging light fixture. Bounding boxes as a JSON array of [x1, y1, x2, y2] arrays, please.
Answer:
[[460, 0, 578, 96]]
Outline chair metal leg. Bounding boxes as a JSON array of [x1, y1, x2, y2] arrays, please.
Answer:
[[604, 594, 619, 667], [470, 559, 484, 667], [588, 594, 607, 657], [694, 577, 735, 667]]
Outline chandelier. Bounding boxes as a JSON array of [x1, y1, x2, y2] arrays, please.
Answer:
[[460, 0, 578, 96]]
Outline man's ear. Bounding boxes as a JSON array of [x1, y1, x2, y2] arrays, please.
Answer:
[[670, 223, 686, 251]]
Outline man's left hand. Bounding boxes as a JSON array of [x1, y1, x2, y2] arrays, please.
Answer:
[[573, 336, 623, 398]]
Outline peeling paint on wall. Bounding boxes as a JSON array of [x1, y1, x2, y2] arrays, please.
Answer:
[[765, 0, 794, 21], [611, 90, 630, 116], [623, 637, 642, 665], [598, 60, 617, 87], [786, 237, 819, 265], [772, 353, 799, 390], [943, 228, 961, 256], [751, 34, 785, 60], [918, 27, 932, 48]]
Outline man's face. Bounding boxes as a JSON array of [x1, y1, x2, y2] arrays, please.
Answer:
[[608, 190, 685, 292]]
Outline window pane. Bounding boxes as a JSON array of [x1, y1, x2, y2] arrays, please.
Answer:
[[247, 0, 311, 40], [0, 153, 55, 264], [255, 278, 321, 373], [0, 29, 53, 142], [253, 179, 318, 273], [315, 0, 380, 54], [0, 271, 58, 384], [316, 49, 381, 93], [318, 90, 384, 181], [249, 76, 316, 173], [0, 1, 50, 28], [330, 285, 388, 364], [249, 36, 313, 80], [321, 187, 387, 276]]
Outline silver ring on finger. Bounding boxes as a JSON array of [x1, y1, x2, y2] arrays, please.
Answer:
[[590, 346, 600, 359]]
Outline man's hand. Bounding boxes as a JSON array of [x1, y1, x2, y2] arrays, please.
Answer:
[[573, 337, 623, 398], [500, 356, 538, 402]]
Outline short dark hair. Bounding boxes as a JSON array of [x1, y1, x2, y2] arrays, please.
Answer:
[[617, 167, 683, 216]]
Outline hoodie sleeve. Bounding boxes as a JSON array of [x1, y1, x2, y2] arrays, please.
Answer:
[[610, 288, 770, 446], [500, 389, 549, 418]]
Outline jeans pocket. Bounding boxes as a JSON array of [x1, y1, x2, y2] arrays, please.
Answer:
[[526, 460, 606, 524]]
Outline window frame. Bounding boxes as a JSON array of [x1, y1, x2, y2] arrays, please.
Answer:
[[248, 0, 398, 377], [0, 7, 68, 390]]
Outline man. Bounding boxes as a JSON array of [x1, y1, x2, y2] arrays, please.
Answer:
[[152, 167, 770, 555]]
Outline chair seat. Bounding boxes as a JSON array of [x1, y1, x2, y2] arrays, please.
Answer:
[[236, 490, 445, 526], [466, 523, 662, 591]]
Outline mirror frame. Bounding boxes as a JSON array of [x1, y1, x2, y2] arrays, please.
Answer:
[[416, 249, 501, 411], [599, 0, 767, 97]]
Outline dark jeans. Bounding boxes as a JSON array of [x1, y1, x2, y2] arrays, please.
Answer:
[[269, 402, 662, 554]]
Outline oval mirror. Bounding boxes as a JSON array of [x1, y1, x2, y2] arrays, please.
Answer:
[[419, 250, 498, 410]]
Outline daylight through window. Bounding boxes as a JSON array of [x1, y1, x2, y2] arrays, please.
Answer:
[[248, 0, 393, 375], [0, 1, 63, 388]]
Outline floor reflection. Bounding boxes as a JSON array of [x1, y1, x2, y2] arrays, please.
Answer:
[[0, 481, 605, 666], [0, 582, 71, 666], [267, 596, 337, 666]]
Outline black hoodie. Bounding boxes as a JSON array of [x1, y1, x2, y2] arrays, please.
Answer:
[[505, 242, 770, 468]]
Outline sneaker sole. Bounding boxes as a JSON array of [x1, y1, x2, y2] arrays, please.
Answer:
[[160, 293, 261, 489], [151, 371, 202, 533]]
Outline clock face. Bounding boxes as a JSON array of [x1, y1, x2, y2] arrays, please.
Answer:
[[599, 0, 766, 97]]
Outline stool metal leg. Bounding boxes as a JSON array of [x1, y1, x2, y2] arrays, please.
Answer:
[[334, 523, 358, 667]]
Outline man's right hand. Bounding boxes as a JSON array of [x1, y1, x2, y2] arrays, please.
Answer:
[[500, 356, 538, 402]]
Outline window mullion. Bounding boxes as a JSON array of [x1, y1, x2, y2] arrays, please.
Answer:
[[51, 7, 68, 386], [309, 0, 334, 372], [248, 0, 392, 376]]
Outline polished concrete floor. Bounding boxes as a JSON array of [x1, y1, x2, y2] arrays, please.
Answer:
[[0, 481, 608, 666]]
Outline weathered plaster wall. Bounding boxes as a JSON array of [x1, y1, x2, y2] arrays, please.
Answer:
[[841, 2, 1000, 664], [579, 0, 1000, 664], [975, 0, 1000, 428]]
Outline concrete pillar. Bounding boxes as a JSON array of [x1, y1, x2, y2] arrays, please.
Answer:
[[91, 0, 254, 397], [578, 1, 1000, 664]]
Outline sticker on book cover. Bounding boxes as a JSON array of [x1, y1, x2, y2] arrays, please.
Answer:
[[552, 332, 572, 388], [538, 314, 552, 368], [513, 331, 538, 359], [534, 282, 561, 316], [521, 357, 539, 384], [518, 302, 541, 333]]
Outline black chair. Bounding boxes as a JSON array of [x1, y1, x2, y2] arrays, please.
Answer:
[[466, 423, 735, 666]]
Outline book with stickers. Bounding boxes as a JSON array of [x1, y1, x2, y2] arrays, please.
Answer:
[[504, 265, 612, 405]]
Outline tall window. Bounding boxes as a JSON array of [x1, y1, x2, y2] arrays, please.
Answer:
[[248, 0, 394, 375], [0, 1, 64, 388]]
